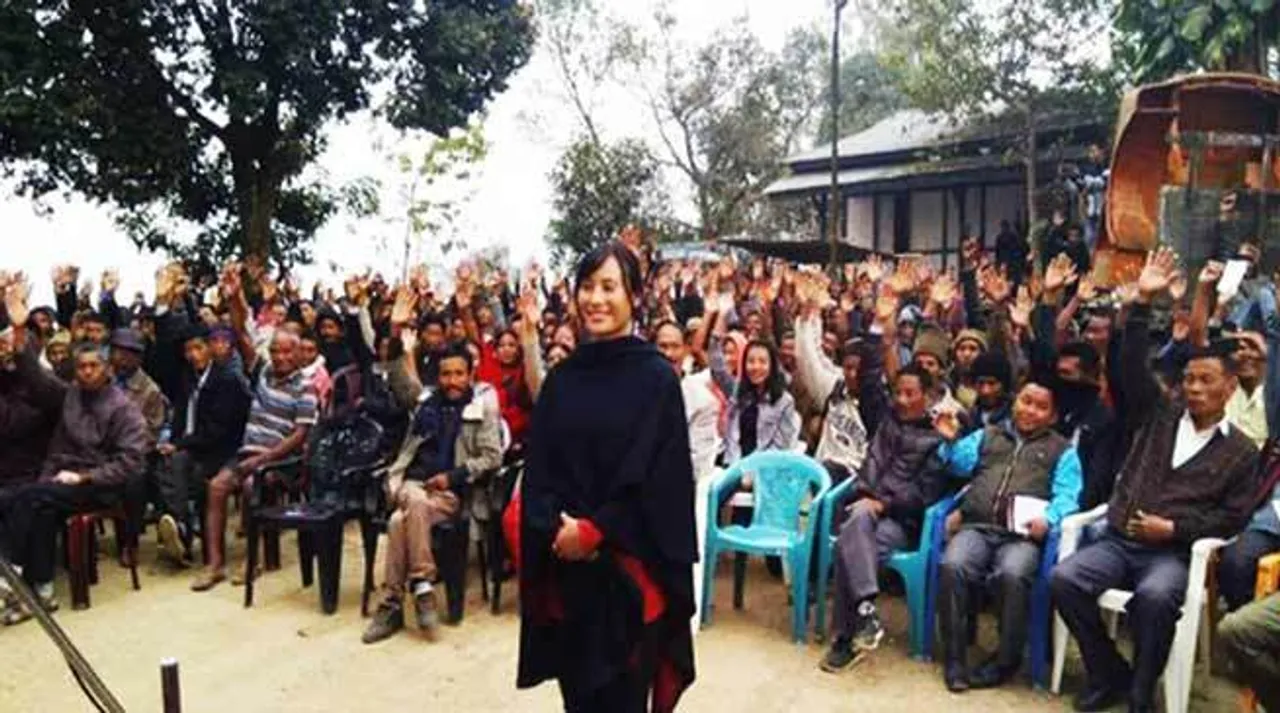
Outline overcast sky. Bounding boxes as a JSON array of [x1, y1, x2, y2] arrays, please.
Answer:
[[2, 0, 842, 306]]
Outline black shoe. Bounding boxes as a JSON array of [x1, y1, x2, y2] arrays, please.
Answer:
[[944, 661, 969, 693], [969, 657, 1018, 690], [1074, 672, 1131, 712], [819, 638, 865, 673], [1127, 703, 1154, 713], [851, 602, 885, 652]]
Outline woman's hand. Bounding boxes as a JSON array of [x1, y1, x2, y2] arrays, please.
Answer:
[[552, 512, 595, 561]]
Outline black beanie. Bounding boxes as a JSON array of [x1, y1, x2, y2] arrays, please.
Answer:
[[970, 351, 1013, 392]]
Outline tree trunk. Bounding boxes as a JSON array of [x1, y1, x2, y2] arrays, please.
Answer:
[[245, 178, 279, 264], [1024, 109, 1037, 237]]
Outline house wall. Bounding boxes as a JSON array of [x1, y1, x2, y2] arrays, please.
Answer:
[[845, 196, 874, 250], [984, 184, 1024, 238]]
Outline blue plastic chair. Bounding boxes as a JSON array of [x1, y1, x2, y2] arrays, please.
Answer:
[[922, 494, 1062, 689], [812, 478, 957, 660], [701, 450, 831, 643]]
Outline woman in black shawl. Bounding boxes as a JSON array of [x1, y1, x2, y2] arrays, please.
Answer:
[[518, 242, 697, 712]]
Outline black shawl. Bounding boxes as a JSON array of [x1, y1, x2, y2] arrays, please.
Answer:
[[518, 335, 697, 711]]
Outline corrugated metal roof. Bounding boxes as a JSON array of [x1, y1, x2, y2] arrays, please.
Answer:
[[787, 109, 959, 164], [764, 153, 1001, 196]]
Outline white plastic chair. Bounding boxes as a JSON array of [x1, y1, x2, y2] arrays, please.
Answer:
[[1050, 505, 1227, 713]]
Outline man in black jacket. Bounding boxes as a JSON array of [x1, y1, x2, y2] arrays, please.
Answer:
[[819, 365, 947, 674], [0, 320, 65, 490], [1051, 247, 1259, 713], [154, 324, 250, 563], [1054, 341, 1119, 510]]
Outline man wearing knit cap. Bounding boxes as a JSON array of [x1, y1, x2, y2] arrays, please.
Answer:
[[913, 324, 965, 416], [967, 351, 1013, 433], [952, 328, 988, 410]]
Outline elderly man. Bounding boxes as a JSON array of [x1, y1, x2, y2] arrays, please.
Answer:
[[1051, 248, 1259, 713], [191, 269, 318, 592], [0, 338, 148, 623], [110, 328, 168, 448], [362, 343, 502, 643]]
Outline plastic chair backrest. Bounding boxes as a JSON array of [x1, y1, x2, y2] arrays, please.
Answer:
[[732, 451, 830, 532]]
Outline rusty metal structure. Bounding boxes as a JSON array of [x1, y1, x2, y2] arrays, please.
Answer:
[[1101, 72, 1280, 283]]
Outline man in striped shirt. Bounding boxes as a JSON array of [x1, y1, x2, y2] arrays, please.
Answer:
[[191, 268, 319, 592]]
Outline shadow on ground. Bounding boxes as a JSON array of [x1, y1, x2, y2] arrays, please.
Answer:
[[0, 527, 1242, 712]]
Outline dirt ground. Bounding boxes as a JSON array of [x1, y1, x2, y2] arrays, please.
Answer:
[[1, 527, 1242, 712]]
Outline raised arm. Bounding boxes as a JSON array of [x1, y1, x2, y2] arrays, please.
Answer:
[[1189, 260, 1224, 348], [1121, 247, 1179, 421], [219, 266, 258, 374], [793, 274, 841, 407]]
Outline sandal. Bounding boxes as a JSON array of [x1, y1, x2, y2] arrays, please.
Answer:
[[190, 570, 227, 592]]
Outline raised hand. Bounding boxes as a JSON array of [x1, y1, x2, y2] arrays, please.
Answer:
[[873, 289, 900, 326], [1076, 273, 1098, 303], [390, 286, 415, 326], [978, 264, 1012, 304], [885, 259, 917, 296], [1137, 246, 1178, 301], [1113, 281, 1139, 307], [101, 269, 120, 295], [860, 254, 887, 283], [517, 287, 540, 336], [929, 270, 958, 308], [344, 275, 367, 306], [4, 273, 30, 327], [933, 408, 961, 441], [455, 278, 474, 310], [1198, 259, 1225, 288], [1168, 271, 1188, 302], [1043, 254, 1079, 293], [1009, 284, 1034, 329], [400, 327, 419, 356]]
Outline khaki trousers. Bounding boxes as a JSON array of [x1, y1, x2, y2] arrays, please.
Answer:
[[383, 480, 459, 595]]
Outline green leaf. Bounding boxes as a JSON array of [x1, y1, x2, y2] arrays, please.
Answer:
[[1180, 4, 1214, 41], [1252, 0, 1275, 11]]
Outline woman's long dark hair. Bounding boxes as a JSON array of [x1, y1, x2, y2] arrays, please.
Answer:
[[738, 339, 787, 405]]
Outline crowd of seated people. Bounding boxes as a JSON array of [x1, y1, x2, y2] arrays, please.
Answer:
[[3, 208, 1280, 711]]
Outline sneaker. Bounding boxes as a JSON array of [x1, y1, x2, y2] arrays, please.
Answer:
[[852, 600, 885, 652], [414, 590, 440, 638], [1, 590, 58, 626], [361, 601, 405, 644], [819, 637, 865, 673], [156, 515, 185, 564]]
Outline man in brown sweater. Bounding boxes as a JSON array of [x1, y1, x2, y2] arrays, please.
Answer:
[[1050, 247, 1259, 713]]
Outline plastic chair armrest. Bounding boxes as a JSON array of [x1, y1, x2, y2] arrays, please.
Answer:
[[250, 455, 304, 477], [1057, 504, 1107, 560], [708, 467, 744, 509], [1186, 536, 1231, 609]]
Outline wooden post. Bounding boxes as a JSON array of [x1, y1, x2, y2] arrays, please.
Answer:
[[161, 658, 182, 713]]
